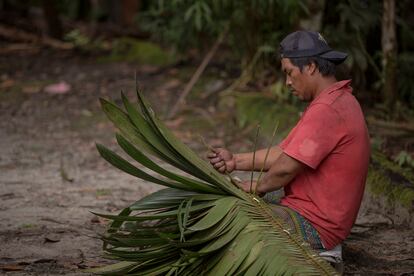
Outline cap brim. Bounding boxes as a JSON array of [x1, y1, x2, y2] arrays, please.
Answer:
[[319, 50, 348, 64]]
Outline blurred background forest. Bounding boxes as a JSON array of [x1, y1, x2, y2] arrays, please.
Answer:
[[0, 0, 414, 275], [2, 0, 414, 159]]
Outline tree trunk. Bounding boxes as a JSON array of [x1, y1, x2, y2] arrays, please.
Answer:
[[120, 0, 140, 26], [299, 0, 325, 31], [41, 0, 63, 40], [382, 0, 397, 110]]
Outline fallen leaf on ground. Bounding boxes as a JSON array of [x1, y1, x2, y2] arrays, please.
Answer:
[[22, 85, 41, 94], [0, 192, 15, 199], [44, 81, 71, 94], [44, 234, 60, 243], [160, 79, 181, 90], [0, 79, 15, 89], [0, 264, 26, 271], [77, 260, 103, 269], [138, 65, 159, 74], [33, 258, 56, 263], [165, 117, 184, 128], [168, 68, 179, 76], [90, 216, 101, 223], [81, 109, 93, 117]]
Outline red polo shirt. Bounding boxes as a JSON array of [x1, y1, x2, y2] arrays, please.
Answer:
[[279, 80, 370, 249]]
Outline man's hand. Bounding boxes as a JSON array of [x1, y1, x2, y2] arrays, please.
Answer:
[[207, 148, 236, 173], [235, 180, 264, 197]]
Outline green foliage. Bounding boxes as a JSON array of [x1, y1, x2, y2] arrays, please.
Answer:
[[322, 0, 414, 107], [90, 90, 337, 275], [233, 82, 302, 139], [100, 38, 175, 65], [394, 150, 414, 169], [370, 136, 385, 151], [9, 0, 414, 106], [65, 29, 90, 47], [367, 150, 414, 209], [372, 150, 414, 184], [134, 0, 414, 109], [21, 223, 37, 229], [323, 0, 382, 88], [137, 0, 307, 63], [397, 0, 414, 52], [57, 0, 108, 21], [58, 0, 86, 19], [367, 168, 414, 209], [64, 29, 111, 53], [96, 189, 112, 197], [398, 53, 414, 107]]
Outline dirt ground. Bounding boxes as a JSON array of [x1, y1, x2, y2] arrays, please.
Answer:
[[0, 49, 413, 275]]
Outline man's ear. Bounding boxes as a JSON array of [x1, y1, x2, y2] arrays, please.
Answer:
[[305, 62, 317, 75]]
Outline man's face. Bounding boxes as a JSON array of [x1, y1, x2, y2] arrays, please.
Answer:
[[281, 58, 312, 102]]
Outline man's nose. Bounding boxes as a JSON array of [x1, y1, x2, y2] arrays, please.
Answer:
[[285, 77, 291, 87]]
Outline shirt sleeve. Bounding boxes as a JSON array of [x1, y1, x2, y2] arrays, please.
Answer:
[[279, 125, 296, 149], [281, 104, 345, 169]]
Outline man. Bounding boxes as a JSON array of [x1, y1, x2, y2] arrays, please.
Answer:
[[208, 30, 370, 254]]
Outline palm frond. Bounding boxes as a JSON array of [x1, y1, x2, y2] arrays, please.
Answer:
[[90, 88, 338, 275]]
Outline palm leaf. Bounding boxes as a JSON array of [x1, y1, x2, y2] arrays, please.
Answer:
[[90, 89, 338, 275]]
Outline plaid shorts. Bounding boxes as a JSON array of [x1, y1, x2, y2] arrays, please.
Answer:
[[263, 192, 325, 251]]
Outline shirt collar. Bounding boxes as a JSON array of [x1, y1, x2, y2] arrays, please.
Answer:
[[323, 79, 351, 94], [301, 80, 352, 113], [312, 79, 352, 102]]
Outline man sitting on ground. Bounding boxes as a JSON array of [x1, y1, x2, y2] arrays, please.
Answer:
[[208, 30, 370, 257]]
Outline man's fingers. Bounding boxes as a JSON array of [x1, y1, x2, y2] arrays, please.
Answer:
[[207, 148, 231, 174], [235, 181, 249, 192], [213, 161, 225, 169], [209, 157, 222, 163], [237, 180, 257, 193], [207, 152, 217, 158], [207, 147, 221, 155]]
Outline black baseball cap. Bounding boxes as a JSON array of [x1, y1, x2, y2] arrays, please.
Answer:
[[280, 30, 348, 64]]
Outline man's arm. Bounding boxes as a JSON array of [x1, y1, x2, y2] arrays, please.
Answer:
[[258, 152, 306, 193], [208, 146, 283, 173], [236, 152, 306, 194], [233, 146, 283, 171]]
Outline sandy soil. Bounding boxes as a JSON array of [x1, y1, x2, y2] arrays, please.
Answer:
[[0, 50, 413, 275]]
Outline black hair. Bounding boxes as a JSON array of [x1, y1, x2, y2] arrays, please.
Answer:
[[289, 56, 336, 77]]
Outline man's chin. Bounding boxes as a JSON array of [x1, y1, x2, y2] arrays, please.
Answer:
[[297, 96, 310, 102], [292, 91, 309, 102], [292, 93, 302, 100]]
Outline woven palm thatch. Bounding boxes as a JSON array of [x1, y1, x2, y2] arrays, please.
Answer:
[[90, 88, 338, 275]]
